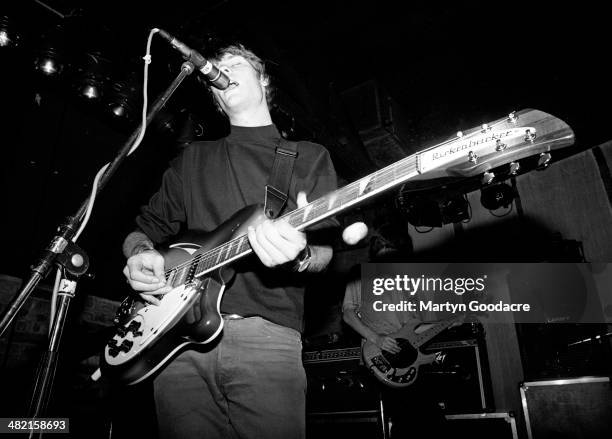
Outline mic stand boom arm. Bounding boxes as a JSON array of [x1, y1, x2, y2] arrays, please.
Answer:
[[0, 61, 196, 424]]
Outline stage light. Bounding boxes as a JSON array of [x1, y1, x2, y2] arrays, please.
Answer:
[[32, 24, 67, 77], [480, 183, 515, 210], [0, 30, 10, 47], [79, 79, 102, 100], [34, 48, 64, 76], [107, 79, 138, 120], [73, 52, 110, 102], [0, 15, 20, 48], [396, 189, 469, 228]]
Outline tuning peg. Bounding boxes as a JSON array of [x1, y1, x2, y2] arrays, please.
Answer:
[[481, 123, 490, 133], [481, 172, 495, 185], [495, 139, 507, 151], [509, 161, 520, 175], [524, 129, 536, 143], [537, 152, 552, 169], [468, 151, 478, 164], [508, 112, 518, 124]]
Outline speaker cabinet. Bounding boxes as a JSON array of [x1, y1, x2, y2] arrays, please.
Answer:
[[421, 338, 494, 414], [445, 412, 518, 439], [520, 376, 612, 438], [303, 348, 381, 414], [307, 412, 385, 439], [304, 347, 386, 439]]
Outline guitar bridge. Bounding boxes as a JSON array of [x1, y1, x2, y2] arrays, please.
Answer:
[[371, 355, 392, 373]]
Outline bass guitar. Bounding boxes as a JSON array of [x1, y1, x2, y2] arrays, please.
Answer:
[[362, 314, 465, 388], [100, 109, 574, 384]]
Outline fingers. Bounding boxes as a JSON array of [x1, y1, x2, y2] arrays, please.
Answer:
[[124, 251, 168, 292], [296, 191, 308, 208], [248, 219, 306, 267], [342, 222, 368, 245], [382, 337, 401, 354], [140, 293, 161, 306], [138, 284, 174, 306]]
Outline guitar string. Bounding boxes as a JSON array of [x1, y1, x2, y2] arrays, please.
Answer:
[[168, 155, 421, 280], [163, 118, 505, 281], [162, 116, 515, 280]]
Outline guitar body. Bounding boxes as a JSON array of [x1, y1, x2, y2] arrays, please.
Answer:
[[362, 323, 437, 388], [101, 205, 266, 385], [362, 314, 465, 388]]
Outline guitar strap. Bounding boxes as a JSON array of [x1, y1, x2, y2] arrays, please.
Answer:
[[264, 138, 298, 219]]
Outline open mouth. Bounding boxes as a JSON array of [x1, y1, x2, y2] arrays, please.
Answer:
[[225, 81, 239, 92]]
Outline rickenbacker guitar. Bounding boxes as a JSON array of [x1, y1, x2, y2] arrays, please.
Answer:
[[361, 314, 465, 388], [100, 109, 574, 385]]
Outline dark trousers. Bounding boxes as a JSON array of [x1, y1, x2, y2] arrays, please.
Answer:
[[154, 316, 307, 439]]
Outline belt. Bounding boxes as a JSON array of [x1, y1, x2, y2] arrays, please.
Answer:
[[222, 313, 245, 320]]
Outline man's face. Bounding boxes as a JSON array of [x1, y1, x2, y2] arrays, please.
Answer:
[[211, 54, 268, 116]]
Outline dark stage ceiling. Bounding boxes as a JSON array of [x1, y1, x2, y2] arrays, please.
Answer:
[[0, 0, 610, 302]]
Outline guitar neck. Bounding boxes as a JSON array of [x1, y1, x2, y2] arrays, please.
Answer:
[[415, 317, 462, 347], [176, 108, 574, 281], [284, 154, 420, 230], [186, 154, 421, 279]]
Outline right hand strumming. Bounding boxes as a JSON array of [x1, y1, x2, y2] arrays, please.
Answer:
[[123, 249, 173, 305], [375, 335, 401, 354]]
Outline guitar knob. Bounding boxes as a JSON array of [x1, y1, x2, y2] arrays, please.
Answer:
[[119, 340, 134, 353], [509, 161, 520, 175], [495, 139, 507, 151], [108, 347, 120, 358], [128, 320, 142, 332]]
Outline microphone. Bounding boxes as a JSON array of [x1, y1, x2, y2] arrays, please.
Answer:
[[155, 28, 230, 90]]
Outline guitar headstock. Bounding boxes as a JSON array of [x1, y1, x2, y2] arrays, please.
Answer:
[[416, 109, 575, 181]]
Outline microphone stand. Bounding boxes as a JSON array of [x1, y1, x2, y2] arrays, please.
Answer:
[[0, 61, 196, 433]]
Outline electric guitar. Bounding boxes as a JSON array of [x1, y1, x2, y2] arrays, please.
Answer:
[[361, 314, 465, 388], [100, 109, 575, 384]]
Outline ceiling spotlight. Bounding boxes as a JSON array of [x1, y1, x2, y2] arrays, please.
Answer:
[[111, 104, 127, 118], [34, 48, 64, 76], [107, 80, 138, 120], [0, 15, 20, 48], [0, 30, 10, 47], [74, 52, 110, 102], [32, 24, 67, 76], [480, 183, 515, 210], [79, 78, 102, 100]]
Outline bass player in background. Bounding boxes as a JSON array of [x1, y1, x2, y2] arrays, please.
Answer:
[[342, 261, 449, 438]]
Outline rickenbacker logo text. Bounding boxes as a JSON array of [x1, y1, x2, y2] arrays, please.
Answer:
[[431, 128, 530, 161]]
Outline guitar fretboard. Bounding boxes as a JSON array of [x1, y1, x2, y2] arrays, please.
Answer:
[[165, 153, 420, 284], [415, 316, 463, 347]]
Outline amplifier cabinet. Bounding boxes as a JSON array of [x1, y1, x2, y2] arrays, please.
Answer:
[[520, 376, 612, 439], [421, 338, 494, 414], [303, 347, 381, 413], [445, 412, 517, 439], [306, 411, 385, 439]]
